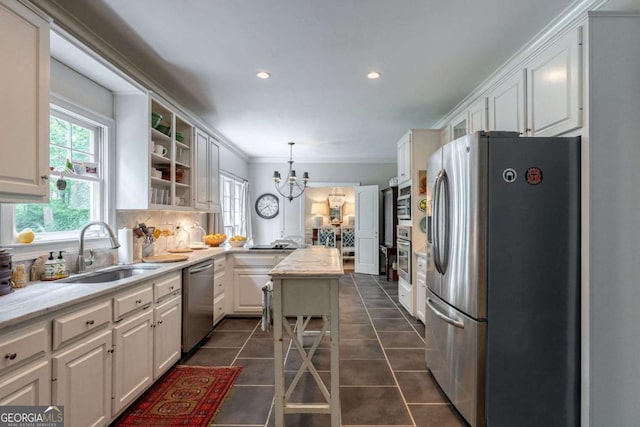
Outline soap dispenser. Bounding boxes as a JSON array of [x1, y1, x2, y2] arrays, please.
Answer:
[[55, 251, 66, 279], [44, 252, 56, 280]]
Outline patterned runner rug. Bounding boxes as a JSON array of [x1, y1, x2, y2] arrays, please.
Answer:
[[114, 365, 242, 426]]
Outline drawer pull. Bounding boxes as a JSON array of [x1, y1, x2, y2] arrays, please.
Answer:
[[169, 286, 174, 291], [157, 320, 163, 325], [135, 299, 142, 304], [86, 319, 95, 325], [5, 353, 17, 360]]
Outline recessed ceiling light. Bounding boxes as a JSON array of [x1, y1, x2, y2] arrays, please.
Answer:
[[256, 71, 271, 79], [367, 71, 382, 80]]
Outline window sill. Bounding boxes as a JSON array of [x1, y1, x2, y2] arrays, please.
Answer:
[[7, 237, 116, 262]]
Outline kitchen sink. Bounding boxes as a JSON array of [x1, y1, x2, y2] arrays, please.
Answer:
[[60, 266, 159, 284]]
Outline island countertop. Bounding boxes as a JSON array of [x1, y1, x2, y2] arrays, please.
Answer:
[[269, 247, 343, 277]]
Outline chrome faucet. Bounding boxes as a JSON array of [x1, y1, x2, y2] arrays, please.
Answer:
[[77, 221, 120, 272]]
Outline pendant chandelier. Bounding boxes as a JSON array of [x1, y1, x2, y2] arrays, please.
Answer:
[[272, 142, 310, 202], [328, 187, 346, 208]]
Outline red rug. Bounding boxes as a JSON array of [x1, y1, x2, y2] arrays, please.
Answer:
[[115, 365, 242, 426]]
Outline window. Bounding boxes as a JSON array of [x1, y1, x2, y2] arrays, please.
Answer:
[[220, 173, 246, 237], [9, 105, 108, 243]]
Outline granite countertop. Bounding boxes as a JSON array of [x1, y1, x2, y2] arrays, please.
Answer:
[[269, 247, 343, 277], [0, 246, 295, 329]]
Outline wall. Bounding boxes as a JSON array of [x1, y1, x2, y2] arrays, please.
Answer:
[[249, 162, 395, 245]]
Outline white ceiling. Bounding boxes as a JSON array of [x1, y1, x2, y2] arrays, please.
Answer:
[[49, 0, 638, 163]]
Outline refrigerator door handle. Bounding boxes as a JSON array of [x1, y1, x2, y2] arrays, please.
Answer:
[[440, 171, 450, 274], [427, 298, 464, 329], [432, 171, 443, 274]]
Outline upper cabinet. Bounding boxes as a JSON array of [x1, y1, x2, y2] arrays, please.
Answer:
[[397, 132, 411, 185], [194, 128, 220, 212], [468, 97, 488, 134], [487, 70, 526, 134], [526, 26, 583, 136], [0, 0, 50, 203], [114, 94, 196, 211], [444, 25, 583, 141]]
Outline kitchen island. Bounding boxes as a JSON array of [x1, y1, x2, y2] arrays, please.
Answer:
[[269, 247, 344, 427]]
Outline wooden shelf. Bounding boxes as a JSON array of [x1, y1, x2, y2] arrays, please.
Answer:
[[175, 181, 190, 188], [151, 128, 171, 141], [151, 153, 171, 164], [151, 176, 171, 186], [175, 160, 190, 168], [175, 140, 189, 150]]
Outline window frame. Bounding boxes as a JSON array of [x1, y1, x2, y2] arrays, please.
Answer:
[[220, 172, 245, 238], [0, 95, 116, 258]]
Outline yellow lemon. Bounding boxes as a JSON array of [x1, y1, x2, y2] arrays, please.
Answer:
[[17, 228, 35, 244]]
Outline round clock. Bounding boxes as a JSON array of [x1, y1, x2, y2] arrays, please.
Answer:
[[255, 193, 279, 219]]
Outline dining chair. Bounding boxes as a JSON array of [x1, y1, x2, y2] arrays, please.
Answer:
[[318, 226, 336, 247], [340, 226, 355, 263]]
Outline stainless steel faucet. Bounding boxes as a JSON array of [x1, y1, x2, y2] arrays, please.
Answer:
[[77, 221, 120, 272]]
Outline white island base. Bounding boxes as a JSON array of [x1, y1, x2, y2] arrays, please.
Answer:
[[269, 247, 344, 427]]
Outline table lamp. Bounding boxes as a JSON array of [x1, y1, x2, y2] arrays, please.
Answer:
[[311, 202, 327, 228], [344, 202, 355, 226]]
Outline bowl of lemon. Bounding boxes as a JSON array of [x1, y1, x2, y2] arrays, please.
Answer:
[[228, 235, 247, 247], [203, 233, 227, 247]]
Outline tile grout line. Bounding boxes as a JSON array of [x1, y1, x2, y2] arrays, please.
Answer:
[[371, 275, 426, 343], [348, 273, 418, 427]]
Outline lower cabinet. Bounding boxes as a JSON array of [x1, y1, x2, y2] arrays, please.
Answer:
[[0, 359, 50, 405], [416, 254, 427, 324], [398, 279, 413, 314], [231, 253, 288, 314], [52, 329, 112, 427], [112, 308, 154, 416], [153, 295, 181, 379]]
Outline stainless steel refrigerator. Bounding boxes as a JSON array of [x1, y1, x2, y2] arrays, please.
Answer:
[[425, 131, 580, 427]]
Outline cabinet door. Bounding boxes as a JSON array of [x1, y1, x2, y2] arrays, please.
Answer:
[[207, 137, 220, 212], [416, 272, 427, 324], [233, 267, 271, 313], [451, 112, 468, 140], [52, 330, 112, 427], [440, 125, 452, 146], [0, 0, 50, 202], [468, 98, 488, 134], [527, 26, 582, 136], [153, 295, 181, 379], [397, 134, 410, 184], [194, 128, 210, 210], [488, 70, 526, 133], [112, 309, 153, 416], [0, 359, 50, 405]]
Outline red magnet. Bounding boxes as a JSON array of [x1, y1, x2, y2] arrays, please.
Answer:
[[526, 167, 543, 185]]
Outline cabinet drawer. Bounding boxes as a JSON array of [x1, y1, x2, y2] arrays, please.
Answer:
[[213, 293, 226, 323], [416, 255, 427, 274], [0, 323, 47, 371], [113, 284, 153, 321], [213, 256, 226, 271], [214, 272, 225, 298], [417, 271, 426, 287], [153, 272, 181, 302], [52, 300, 111, 350], [232, 254, 278, 267]]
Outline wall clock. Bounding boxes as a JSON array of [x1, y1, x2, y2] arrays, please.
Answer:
[[255, 193, 279, 219]]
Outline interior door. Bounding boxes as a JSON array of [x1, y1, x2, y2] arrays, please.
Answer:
[[355, 185, 379, 274]]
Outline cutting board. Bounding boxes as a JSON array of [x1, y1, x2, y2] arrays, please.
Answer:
[[142, 254, 189, 263], [167, 248, 193, 253]]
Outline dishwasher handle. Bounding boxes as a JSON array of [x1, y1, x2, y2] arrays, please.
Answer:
[[189, 263, 213, 274]]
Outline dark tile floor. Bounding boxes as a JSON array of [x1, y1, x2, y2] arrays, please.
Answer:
[[180, 273, 468, 427]]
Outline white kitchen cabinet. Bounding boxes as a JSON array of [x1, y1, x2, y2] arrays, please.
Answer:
[[213, 293, 227, 324], [467, 97, 488, 134], [439, 125, 452, 147], [415, 253, 427, 324], [230, 253, 287, 314], [194, 128, 220, 212], [0, 360, 50, 405], [487, 70, 526, 134], [451, 112, 468, 140], [0, 0, 50, 202], [398, 279, 413, 314], [526, 26, 582, 136], [114, 94, 195, 210], [112, 308, 154, 416], [396, 133, 411, 185], [153, 294, 181, 379], [52, 329, 112, 427]]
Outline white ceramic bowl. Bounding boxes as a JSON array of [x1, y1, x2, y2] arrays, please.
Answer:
[[228, 240, 246, 247]]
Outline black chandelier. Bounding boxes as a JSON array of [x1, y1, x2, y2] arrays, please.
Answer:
[[272, 142, 310, 202]]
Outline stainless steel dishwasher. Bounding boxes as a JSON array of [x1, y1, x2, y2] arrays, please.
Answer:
[[182, 259, 215, 353]]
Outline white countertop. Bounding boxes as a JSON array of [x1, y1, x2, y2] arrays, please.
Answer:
[[269, 247, 343, 277], [0, 246, 295, 329]]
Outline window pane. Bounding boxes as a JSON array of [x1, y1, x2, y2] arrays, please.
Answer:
[[50, 117, 69, 147], [15, 178, 99, 233], [71, 124, 93, 154], [72, 152, 91, 163], [49, 146, 69, 170]]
